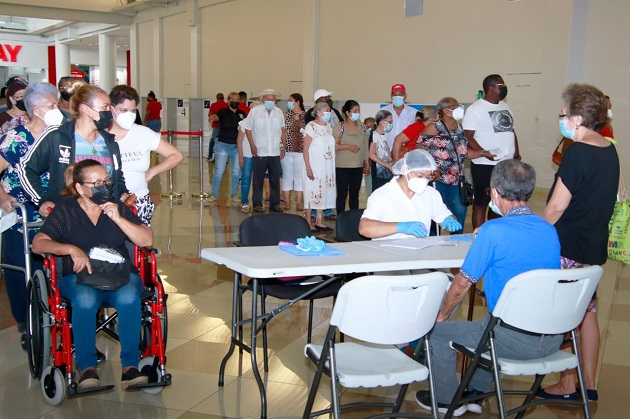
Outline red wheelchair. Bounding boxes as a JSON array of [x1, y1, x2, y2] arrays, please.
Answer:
[[26, 245, 171, 405]]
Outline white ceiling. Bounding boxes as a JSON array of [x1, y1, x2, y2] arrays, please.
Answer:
[[0, 1, 175, 50]]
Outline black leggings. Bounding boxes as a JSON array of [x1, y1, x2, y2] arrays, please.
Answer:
[[336, 167, 363, 214]]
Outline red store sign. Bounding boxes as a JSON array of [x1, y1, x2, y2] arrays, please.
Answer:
[[0, 44, 22, 63]]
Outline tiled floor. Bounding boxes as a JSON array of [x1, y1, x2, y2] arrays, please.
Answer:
[[0, 157, 628, 418]]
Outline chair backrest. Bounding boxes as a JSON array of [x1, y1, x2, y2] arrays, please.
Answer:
[[330, 272, 449, 345], [334, 209, 368, 242], [492, 266, 603, 335], [239, 213, 312, 246]]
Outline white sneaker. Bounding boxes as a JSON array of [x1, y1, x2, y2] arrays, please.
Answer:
[[208, 196, 217, 202]]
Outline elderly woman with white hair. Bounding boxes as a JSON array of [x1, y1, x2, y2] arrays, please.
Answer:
[[0, 81, 62, 339], [359, 149, 462, 240]]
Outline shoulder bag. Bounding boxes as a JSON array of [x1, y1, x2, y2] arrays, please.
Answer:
[[552, 137, 574, 166], [608, 169, 630, 264], [440, 122, 474, 206]]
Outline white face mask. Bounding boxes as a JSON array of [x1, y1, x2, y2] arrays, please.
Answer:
[[37, 108, 64, 126], [451, 106, 464, 120], [113, 108, 136, 130], [407, 176, 429, 196]]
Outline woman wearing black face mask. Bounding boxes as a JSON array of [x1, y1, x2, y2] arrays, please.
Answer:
[[18, 84, 131, 219], [207, 91, 247, 202], [32, 159, 153, 391], [0, 81, 29, 135]]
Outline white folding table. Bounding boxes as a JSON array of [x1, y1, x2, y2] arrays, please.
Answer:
[[200, 237, 471, 419]]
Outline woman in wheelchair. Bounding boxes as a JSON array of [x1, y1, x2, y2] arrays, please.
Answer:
[[32, 159, 154, 391]]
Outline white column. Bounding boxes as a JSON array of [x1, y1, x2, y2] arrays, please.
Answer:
[[98, 33, 116, 92], [153, 17, 163, 100], [189, 0, 201, 98], [302, 0, 319, 102], [129, 23, 139, 89], [55, 39, 70, 81], [567, 0, 589, 83]]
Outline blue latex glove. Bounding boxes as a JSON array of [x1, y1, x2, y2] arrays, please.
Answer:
[[442, 216, 462, 232], [396, 221, 428, 237]]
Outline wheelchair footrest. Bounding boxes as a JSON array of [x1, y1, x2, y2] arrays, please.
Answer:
[[125, 380, 170, 391], [70, 384, 115, 396]]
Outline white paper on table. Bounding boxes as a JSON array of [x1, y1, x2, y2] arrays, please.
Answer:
[[380, 236, 454, 250], [0, 209, 18, 233]]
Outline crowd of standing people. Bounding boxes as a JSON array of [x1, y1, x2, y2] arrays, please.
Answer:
[[0, 71, 621, 408]]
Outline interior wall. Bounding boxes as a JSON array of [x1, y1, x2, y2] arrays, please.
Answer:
[[136, 20, 155, 97], [129, 0, 627, 188], [198, 0, 304, 99], [584, 0, 630, 187], [162, 12, 191, 98]]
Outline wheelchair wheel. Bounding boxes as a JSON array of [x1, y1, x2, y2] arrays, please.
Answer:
[[138, 356, 164, 395], [40, 366, 66, 406], [27, 270, 51, 380]]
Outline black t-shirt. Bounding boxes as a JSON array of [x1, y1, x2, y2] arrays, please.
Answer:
[[547, 142, 619, 265], [216, 108, 246, 144], [38, 197, 143, 276]]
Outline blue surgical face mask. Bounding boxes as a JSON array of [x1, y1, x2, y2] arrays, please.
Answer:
[[392, 96, 404, 107], [350, 112, 360, 121], [322, 111, 332, 122], [559, 118, 575, 139], [287, 101, 295, 111], [264, 101, 275, 111], [384, 123, 393, 133], [489, 200, 502, 216]]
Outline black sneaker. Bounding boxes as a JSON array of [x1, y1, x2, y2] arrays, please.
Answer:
[[464, 389, 484, 414], [121, 367, 148, 390], [415, 390, 467, 417], [253, 205, 265, 213], [78, 368, 100, 390], [17, 322, 26, 334], [270, 205, 283, 213]]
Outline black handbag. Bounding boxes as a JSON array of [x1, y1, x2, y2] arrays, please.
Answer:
[[76, 258, 131, 290], [458, 174, 474, 206]]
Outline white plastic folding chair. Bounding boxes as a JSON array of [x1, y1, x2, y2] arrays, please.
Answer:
[[445, 265, 603, 419], [302, 272, 449, 419]]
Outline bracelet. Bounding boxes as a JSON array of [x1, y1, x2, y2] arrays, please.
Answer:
[[481, 150, 487, 158]]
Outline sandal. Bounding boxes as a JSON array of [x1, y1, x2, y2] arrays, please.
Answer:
[[241, 204, 251, 213]]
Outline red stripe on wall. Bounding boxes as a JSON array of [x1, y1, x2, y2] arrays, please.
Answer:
[[126, 50, 131, 86], [48, 46, 56, 85]]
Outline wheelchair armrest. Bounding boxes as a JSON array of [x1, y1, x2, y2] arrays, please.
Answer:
[[138, 246, 160, 256]]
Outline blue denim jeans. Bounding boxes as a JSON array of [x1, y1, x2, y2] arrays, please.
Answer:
[[146, 119, 161, 133], [207, 127, 220, 159], [240, 156, 253, 205], [430, 314, 564, 404], [435, 182, 467, 234], [211, 141, 240, 198], [59, 272, 143, 371]]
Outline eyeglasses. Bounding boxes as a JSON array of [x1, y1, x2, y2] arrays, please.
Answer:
[[558, 113, 568, 119], [82, 178, 113, 187], [410, 173, 435, 182]]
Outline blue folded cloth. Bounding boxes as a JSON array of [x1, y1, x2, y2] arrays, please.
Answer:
[[278, 236, 344, 256]]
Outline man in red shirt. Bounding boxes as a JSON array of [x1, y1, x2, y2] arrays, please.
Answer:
[[238, 91, 250, 115], [207, 93, 228, 161]]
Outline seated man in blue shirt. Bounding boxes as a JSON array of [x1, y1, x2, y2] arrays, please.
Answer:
[[415, 159, 564, 417]]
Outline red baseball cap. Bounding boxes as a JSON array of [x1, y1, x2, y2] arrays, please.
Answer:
[[391, 83, 406, 94]]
